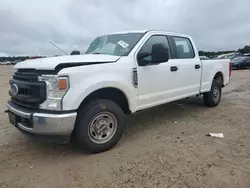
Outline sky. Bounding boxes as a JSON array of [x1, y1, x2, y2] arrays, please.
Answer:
[[0, 0, 250, 56]]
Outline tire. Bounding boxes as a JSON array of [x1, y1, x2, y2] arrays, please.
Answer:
[[203, 79, 222, 107], [73, 99, 125, 153], [237, 64, 242, 70]]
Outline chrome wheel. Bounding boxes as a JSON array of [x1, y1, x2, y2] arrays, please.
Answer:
[[213, 85, 220, 102], [88, 112, 117, 144]]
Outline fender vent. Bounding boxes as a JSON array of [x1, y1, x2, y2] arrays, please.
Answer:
[[132, 68, 138, 88]]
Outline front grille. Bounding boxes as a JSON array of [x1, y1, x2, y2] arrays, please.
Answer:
[[13, 72, 38, 82], [18, 87, 33, 95], [9, 69, 47, 109]]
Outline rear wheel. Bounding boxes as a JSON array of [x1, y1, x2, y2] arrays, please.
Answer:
[[72, 99, 125, 153], [203, 79, 222, 107], [237, 64, 242, 70]]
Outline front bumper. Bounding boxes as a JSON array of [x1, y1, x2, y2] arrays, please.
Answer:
[[7, 100, 77, 143]]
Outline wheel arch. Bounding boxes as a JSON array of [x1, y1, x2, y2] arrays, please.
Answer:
[[77, 87, 131, 114], [213, 71, 224, 87]]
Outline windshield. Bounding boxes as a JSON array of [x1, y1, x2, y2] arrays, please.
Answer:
[[85, 33, 144, 56]]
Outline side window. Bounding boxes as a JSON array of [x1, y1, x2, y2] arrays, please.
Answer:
[[138, 35, 171, 63], [173, 37, 195, 59]]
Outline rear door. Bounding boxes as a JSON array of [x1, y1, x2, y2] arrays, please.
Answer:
[[169, 36, 201, 96]]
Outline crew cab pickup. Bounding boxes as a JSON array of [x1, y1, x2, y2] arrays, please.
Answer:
[[6, 30, 231, 153]]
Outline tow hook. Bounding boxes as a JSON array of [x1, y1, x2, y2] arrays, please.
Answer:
[[4, 110, 9, 113]]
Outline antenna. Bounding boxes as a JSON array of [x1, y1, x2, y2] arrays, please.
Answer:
[[48, 40, 68, 55]]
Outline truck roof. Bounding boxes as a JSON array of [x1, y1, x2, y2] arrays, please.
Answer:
[[109, 30, 191, 38]]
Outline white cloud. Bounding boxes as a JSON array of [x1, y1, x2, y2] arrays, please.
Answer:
[[0, 0, 250, 56], [0, 52, 9, 57]]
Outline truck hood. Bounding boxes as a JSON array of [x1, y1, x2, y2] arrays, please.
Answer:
[[14, 54, 121, 70]]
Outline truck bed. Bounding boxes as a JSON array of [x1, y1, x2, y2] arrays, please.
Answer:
[[200, 59, 230, 93]]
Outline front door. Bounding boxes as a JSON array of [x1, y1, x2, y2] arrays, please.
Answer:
[[136, 35, 179, 110]]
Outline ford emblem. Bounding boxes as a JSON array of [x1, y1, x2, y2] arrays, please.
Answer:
[[11, 84, 19, 95]]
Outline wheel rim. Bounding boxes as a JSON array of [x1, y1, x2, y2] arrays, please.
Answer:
[[88, 112, 117, 144], [212, 85, 220, 102]]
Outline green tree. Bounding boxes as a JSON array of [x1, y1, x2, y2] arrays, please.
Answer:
[[238, 46, 250, 54]]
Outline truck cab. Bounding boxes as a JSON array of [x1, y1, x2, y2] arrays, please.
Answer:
[[7, 30, 231, 153]]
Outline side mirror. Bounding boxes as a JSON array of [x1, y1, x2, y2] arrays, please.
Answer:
[[151, 43, 169, 64], [137, 52, 150, 60], [137, 52, 151, 66]]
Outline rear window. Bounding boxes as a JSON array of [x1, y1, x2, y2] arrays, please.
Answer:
[[173, 37, 195, 59]]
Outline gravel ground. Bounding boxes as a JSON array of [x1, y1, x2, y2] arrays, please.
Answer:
[[0, 65, 250, 188]]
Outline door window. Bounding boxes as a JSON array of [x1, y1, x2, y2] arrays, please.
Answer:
[[173, 37, 195, 59], [138, 35, 171, 64]]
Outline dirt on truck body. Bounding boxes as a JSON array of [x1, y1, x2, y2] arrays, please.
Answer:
[[0, 65, 250, 188]]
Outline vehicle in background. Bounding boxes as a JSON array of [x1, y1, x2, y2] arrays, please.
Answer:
[[231, 55, 250, 70], [1, 61, 7, 65], [199, 55, 209, 60], [11, 60, 22, 65], [0, 61, 11, 65], [218, 52, 241, 60], [26, 56, 39, 61], [6, 30, 231, 153]]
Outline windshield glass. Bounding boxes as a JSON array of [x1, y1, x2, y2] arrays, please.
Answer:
[[85, 33, 144, 56]]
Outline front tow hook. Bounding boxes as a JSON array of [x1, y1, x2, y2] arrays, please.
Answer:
[[4, 110, 9, 113]]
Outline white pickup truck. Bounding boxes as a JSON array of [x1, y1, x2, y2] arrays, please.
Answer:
[[6, 30, 231, 153]]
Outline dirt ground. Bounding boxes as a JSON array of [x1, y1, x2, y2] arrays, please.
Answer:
[[0, 65, 250, 188]]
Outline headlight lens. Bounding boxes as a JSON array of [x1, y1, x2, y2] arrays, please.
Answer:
[[38, 75, 69, 110]]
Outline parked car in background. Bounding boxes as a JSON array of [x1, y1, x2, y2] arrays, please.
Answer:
[[218, 52, 241, 60], [11, 60, 21, 65], [231, 55, 250, 70], [199, 55, 209, 60], [0, 61, 11, 65]]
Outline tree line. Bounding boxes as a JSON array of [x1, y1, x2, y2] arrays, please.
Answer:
[[199, 45, 250, 57], [0, 56, 45, 62]]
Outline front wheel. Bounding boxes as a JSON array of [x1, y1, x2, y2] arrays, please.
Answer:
[[72, 99, 125, 153], [203, 79, 222, 107]]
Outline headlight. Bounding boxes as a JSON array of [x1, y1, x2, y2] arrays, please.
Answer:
[[38, 75, 69, 110]]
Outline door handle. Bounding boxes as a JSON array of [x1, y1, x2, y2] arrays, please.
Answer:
[[195, 64, 201, 69], [170, 66, 178, 72]]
